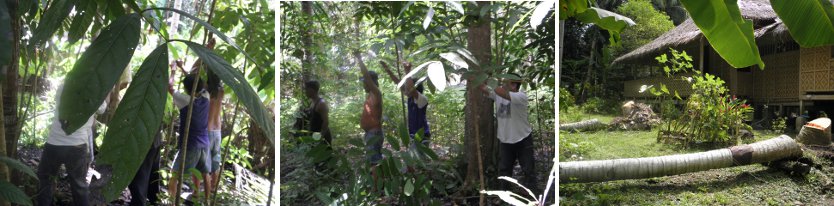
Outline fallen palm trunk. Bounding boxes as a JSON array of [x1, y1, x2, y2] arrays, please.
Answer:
[[560, 135, 802, 183], [560, 119, 604, 132], [797, 118, 831, 146]]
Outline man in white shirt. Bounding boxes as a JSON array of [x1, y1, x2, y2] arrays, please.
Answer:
[[37, 84, 108, 206], [480, 73, 536, 192]]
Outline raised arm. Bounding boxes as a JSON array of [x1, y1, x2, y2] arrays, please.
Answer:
[[379, 61, 400, 83], [494, 86, 512, 101], [352, 51, 380, 95]]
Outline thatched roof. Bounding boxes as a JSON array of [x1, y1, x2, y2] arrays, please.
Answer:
[[755, 20, 793, 45], [613, 0, 780, 65]]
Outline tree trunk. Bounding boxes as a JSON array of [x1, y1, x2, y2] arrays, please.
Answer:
[[301, 1, 313, 82], [4, 0, 19, 191], [576, 31, 596, 104], [461, 1, 496, 194], [797, 118, 831, 146], [559, 119, 604, 132], [560, 135, 802, 183]]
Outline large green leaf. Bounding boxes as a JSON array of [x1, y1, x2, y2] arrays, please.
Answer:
[[96, 44, 168, 201], [33, 0, 77, 46], [183, 41, 275, 143], [59, 13, 140, 134], [145, 8, 267, 74], [0, 181, 31, 206], [574, 7, 636, 44], [0, 1, 11, 68], [560, 0, 588, 20], [0, 156, 36, 179], [67, 1, 96, 44], [680, 0, 764, 68], [770, 0, 834, 47]]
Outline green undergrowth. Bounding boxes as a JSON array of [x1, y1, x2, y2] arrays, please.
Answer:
[[559, 114, 833, 205]]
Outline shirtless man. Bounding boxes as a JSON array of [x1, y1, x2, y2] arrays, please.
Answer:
[[353, 51, 383, 165]]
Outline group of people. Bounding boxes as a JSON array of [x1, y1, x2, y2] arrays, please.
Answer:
[[36, 39, 226, 205], [297, 51, 538, 192]]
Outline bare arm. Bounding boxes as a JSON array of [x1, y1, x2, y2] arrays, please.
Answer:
[[352, 51, 381, 96], [494, 86, 512, 101], [379, 61, 400, 83]]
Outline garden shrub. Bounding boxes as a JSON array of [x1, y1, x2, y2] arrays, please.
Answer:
[[652, 49, 754, 147]]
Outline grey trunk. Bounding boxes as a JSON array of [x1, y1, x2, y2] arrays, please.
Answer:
[[560, 135, 802, 183], [560, 119, 604, 132]]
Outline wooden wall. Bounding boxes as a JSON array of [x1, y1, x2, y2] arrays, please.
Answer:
[[799, 46, 834, 93]]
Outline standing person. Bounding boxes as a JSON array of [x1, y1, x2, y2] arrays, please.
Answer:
[[166, 72, 213, 201], [304, 80, 332, 146], [480, 73, 536, 192], [36, 84, 108, 206], [128, 130, 163, 206], [200, 36, 225, 197], [353, 51, 383, 165], [379, 62, 431, 153]]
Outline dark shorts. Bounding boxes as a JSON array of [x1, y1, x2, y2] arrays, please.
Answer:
[[172, 145, 211, 174], [364, 129, 384, 164]]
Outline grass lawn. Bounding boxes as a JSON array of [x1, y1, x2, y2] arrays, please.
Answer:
[[560, 115, 834, 205]]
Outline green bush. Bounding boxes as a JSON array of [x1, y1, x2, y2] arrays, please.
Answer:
[[653, 49, 754, 146], [580, 97, 620, 115]]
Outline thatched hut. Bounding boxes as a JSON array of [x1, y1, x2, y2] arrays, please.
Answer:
[[614, 0, 824, 120]]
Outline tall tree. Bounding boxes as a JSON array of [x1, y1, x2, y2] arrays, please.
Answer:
[[462, 1, 496, 199], [301, 1, 313, 82], [651, 0, 688, 25]]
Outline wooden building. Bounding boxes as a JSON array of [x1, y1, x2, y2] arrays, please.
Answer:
[[614, 0, 827, 119]]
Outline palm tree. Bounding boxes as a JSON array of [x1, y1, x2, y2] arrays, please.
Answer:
[[651, 0, 688, 25]]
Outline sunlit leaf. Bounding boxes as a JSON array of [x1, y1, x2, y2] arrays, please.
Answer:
[[530, 0, 555, 30], [427, 61, 447, 91], [447, 1, 465, 15], [481, 190, 530, 206], [404, 178, 415, 196], [770, 0, 834, 47], [439, 52, 468, 68], [397, 61, 436, 89], [574, 7, 635, 44], [96, 44, 168, 201], [184, 41, 275, 144], [423, 7, 435, 29], [59, 13, 140, 134], [680, 0, 764, 68]]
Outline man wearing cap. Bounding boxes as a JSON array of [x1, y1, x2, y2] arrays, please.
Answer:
[[480, 73, 536, 192], [353, 51, 384, 165]]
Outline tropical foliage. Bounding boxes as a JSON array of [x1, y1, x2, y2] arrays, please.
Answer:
[[281, 1, 555, 204], [0, 0, 275, 204]]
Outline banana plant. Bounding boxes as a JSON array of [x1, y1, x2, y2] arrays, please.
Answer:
[[56, 7, 274, 201]]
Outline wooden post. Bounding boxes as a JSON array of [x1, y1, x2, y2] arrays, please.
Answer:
[[699, 36, 705, 72]]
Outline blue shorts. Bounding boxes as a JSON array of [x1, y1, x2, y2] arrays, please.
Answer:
[[364, 129, 384, 164], [209, 130, 222, 173], [172, 145, 211, 174]]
